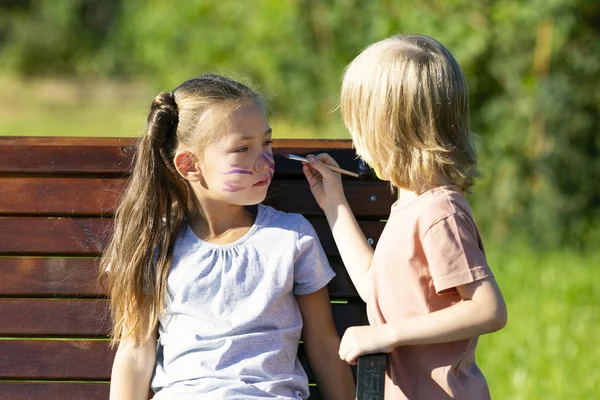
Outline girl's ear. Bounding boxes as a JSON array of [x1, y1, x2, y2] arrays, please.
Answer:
[[174, 150, 202, 182]]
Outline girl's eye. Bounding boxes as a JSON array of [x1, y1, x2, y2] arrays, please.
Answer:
[[263, 140, 273, 147], [236, 146, 249, 153]]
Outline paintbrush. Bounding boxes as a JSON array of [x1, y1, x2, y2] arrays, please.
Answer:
[[283, 153, 360, 178]]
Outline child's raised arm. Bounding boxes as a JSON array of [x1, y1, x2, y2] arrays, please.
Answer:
[[109, 330, 157, 400], [302, 153, 374, 302]]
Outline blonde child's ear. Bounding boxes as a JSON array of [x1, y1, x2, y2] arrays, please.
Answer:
[[173, 150, 202, 182]]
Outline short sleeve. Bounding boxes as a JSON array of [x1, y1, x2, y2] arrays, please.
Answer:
[[293, 216, 336, 295], [422, 213, 493, 294]]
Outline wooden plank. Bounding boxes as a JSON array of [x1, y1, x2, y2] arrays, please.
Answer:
[[0, 340, 114, 379], [0, 217, 384, 256], [0, 143, 135, 175], [0, 338, 362, 382], [0, 382, 322, 400], [313, 218, 384, 254], [0, 217, 111, 255], [328, 258, 360, 299], [0, 151, 372, 180], [0, 137, 138, 147], [0, 300, 365, 338], [0, 258, 102, 297], [0, 299, 110, 336], [0, 340, 351, 398], [272, 150, 373, 179], [266, 180, 393, 217], [0, 257, 359, 299], [0, 137, 359, 174], [0, 382, 110, 400], [0, 178, 392, 217], [0, 177, 126, 216], [331, 301, 367, 337], [0, 137, 353, 149]]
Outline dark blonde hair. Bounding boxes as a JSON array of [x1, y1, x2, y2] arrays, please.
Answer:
[[100, 74, 261, 346], [340, 34, 477, 192]]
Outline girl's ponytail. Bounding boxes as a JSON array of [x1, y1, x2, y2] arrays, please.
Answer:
[[100, 92, 188, 346]]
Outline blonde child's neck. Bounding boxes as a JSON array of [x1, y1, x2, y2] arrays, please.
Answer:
[[398, 175, 456, 200], [398, 187, 420, 203]]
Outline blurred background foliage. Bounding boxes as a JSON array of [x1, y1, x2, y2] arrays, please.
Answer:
[[3, 0, 598, 249], [1, 1, 599, 398]]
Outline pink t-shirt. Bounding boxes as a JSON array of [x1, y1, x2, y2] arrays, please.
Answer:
[[367, 186, 493, 399]]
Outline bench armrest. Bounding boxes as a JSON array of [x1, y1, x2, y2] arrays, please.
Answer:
[[356, 353, 387, 400]]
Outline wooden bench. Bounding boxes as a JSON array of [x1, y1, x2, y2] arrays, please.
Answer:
[[0, 137, 391, 400]]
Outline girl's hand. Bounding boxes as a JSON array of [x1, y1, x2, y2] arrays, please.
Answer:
[[302, 153, 347, 212], [339, 325, 395, 365]]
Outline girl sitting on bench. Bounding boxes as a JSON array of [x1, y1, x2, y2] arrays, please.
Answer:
[[100, 74, 354, 400]]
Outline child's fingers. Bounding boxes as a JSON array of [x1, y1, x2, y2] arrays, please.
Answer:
[[339, 346, 359, 366], [314, 153, 341, 169], [306, 153, 339, 178], [302, 162, 314, 176], [302, 163, 318, 179], [302, 164, 318, 184]]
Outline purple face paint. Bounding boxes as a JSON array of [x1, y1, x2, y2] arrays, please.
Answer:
[[264, 152, 275, 182], [222, 164, 253, 176], [223, 180, 247, 192], [263, 152, 275, 169], [260, 152, 275, 173], [222, 168, 253, 175]]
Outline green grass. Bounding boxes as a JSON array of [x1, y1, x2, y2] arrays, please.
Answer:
[[479, 246, 600, 399], [0, 74, 147, 137], [0, 73, 349, 139]]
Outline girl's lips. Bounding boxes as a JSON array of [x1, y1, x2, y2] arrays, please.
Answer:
[[253, 178, 269, 186]]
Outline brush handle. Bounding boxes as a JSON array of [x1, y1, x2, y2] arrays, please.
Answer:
[[286, 153, 360, 178], [325, 164, 360, 178]]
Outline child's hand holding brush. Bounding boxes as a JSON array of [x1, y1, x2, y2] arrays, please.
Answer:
[[293, 153, 352, 214], [283, 153, 359, 177]]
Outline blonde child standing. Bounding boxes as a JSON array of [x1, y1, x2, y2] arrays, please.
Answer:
[[302, 35, 507, 399], [101, 74, 355, 399]]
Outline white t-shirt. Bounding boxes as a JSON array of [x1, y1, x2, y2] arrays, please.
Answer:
[[151, 204, 335, 399]]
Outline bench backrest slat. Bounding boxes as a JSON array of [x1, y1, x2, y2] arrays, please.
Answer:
[[0, 216, 385, 256], [0, 300, 366, 339], [0, 178, 393, 217], [0, 257, 360, 299]]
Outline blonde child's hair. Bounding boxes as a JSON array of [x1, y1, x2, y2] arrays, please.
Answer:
[[340, 34, 477, 192], [100, 75, 262, 346]]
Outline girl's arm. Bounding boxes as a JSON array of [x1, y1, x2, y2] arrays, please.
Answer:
[[296, 287, 356, 400], [302, 154, 374, 301], [109, 329, 157, 400], [339, 276, 507, 364]]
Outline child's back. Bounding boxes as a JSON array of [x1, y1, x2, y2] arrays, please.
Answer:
[[369, 186, 491, 399], [302, 34, 507, 399]]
